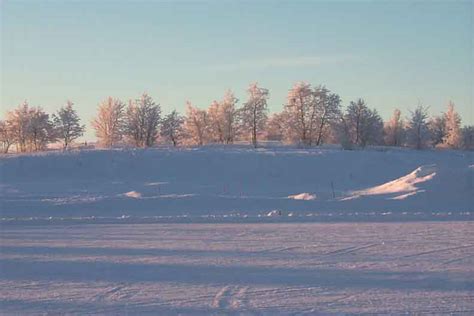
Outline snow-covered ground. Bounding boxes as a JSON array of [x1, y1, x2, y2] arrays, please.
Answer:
[[1, 146, 473, 314], [1, 222, 473, 314], [0, 146, 473, 222]]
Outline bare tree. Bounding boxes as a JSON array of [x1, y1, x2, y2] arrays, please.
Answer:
[[240, 83, 269, 147], [91, 97, 125, 148], [160, 110, 184, 147], [52, 100, 85, 149]]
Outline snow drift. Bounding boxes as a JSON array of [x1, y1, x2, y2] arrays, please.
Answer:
[[123, 191, 142, 199], [288, 193, 317, 200], [344, 164, 437, 200], [0, 146, 472, 221]]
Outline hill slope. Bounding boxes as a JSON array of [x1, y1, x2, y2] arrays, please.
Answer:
[[1, 146, 473, 222]]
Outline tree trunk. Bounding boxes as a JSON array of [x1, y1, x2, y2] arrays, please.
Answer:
[[252, 105, 258, 148], [3, 142, 11, 154]]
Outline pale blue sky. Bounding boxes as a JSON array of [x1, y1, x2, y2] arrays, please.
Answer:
[[1, 0, 473, 140]]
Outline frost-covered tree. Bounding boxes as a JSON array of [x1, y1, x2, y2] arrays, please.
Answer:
[[184, 102, 209, 146], [207, 90, 238, 144], [221, 91, 239, 144], [0, 120, 15, 153], [284, 82, 341, 146], [240, 83, 269, 147], [313, 86, 341, 146], [124, 93, 161, 148], [284, 82, 314, 145], [207, 101, 224, 143], [461, 126, 474, 150], [91, 97, 125, 148], [384, 109, 405, 146], [27, 107, 56, 151], [406, 105, 430, 149], [428, 115, 446, 147], [340, 99, 383, 148], [52, 101, 85, 149], [441, 102, 462, 149], [6, 101, 31, 152], [6, 102, 55, 152], [265, 112, 287, 142], [336, 114, 353, 150], [160, 110, 184, 147]]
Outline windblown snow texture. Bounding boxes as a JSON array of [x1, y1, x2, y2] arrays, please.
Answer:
[[1, 146, 472, 222]]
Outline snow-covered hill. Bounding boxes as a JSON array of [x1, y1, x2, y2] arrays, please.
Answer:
[[1, 146, 473, 314], [1, 146, 473, 222]]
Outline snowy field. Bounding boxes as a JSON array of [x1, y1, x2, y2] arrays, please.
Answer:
[[1, 146, 473, 314], [1, 222, 473, 314]]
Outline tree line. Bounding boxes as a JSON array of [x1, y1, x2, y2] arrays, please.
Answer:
[[1, 82, 473, 153]]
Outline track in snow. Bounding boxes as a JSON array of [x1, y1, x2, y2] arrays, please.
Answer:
[[1, 221, 473, 315]]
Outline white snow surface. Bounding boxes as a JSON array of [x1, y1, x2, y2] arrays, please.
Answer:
[[123, 191, 142, 199], [1, 146, 473, 314], [0, 222, 473, 314], [345, 164, 437, 201], [0, 146, 472, 222], [288, 193, 316, 200]]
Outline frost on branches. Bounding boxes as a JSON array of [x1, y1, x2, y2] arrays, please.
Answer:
[[91, 97, 125, 148], [240, 83, 269, 148], [52, 101, 85, 149]]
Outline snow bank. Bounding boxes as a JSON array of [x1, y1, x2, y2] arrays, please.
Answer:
[[1, 146, 472, 221], [345, 164, 437, 200], [266, 210, 282, 217], [288, 193, 317, 200], [123, 191, 142, 199]]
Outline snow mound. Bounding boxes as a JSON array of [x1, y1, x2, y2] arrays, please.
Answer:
[[390, 190, 422, 200], [288, 193, 316, 200], [159, 194, 195, 198], [346, 164, 437, 200], [42, 195, 104, 205], [267, 210, 282, 217], [123, 191, 142, 198], [145, 182, 168, 186]]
